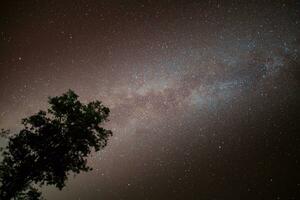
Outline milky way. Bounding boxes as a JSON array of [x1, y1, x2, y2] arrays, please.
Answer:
[[0, 1, 299, 199]]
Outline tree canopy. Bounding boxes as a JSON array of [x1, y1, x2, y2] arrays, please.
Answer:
[[0, 90, 112, 199]]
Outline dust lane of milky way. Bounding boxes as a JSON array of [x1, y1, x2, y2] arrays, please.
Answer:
[[0, 1, 299, 199]]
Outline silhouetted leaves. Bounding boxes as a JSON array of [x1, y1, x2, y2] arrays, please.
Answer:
[[0, 90, 112, 199]]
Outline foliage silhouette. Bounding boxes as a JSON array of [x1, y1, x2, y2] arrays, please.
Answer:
[[0, 90, 112, 199]]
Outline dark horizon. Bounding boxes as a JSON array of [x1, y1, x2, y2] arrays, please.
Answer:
[[0, 1, 299, 199]]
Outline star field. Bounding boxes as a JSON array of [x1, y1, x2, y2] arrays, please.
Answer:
[[0, 1, 299, 199]]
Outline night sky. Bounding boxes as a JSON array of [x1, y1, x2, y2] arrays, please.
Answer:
[[0, 0, 300, 199]]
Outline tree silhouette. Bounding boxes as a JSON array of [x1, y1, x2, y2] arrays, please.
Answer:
[[0, 90, 112, 199]]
